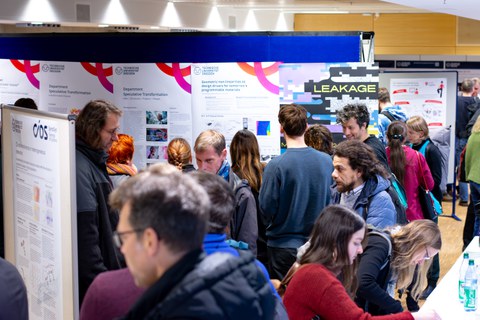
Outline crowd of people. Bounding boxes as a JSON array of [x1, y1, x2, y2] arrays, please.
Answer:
[[4, 79, 480, 319]]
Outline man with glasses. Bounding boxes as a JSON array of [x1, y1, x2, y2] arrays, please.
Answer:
[[75, 100, 123, 305], [106, 163, 274, 319]]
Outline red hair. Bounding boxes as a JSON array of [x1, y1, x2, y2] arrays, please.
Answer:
[[108, 134, 135, 164]]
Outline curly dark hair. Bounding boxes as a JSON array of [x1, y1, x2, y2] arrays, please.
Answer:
[[336, 103, 370, 130], [304, 124, 334, 155], [333, 139, 389, 180]]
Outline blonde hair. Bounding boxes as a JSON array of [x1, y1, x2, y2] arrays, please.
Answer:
[[406, 116, 429, 140], [167, 138, 192, 171], [390, 220, 442, 299], [194, 130, 225, 155]]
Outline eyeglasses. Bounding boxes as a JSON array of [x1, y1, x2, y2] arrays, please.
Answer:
[[103, 127, 119, 137], [112, 229, 144, 248], [424, 246, 431, 260]]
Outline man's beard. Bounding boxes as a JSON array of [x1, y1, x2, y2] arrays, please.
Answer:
[[337, 180, 356, 193]]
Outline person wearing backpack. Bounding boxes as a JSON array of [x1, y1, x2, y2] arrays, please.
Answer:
[[356, 220, 441, 316], [406, 116, 443, 300], [331, 140, 397, 229], [378, 87, 409, 146]]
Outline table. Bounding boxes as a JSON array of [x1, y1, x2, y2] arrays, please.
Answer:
[[421, 236, 480, 319]]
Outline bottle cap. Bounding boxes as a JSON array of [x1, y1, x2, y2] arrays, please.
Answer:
[[464, 253, 470, 259], [469, 259, 475, 265]]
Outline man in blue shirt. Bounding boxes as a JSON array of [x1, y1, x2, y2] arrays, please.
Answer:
[[259, 104, 333, 280]]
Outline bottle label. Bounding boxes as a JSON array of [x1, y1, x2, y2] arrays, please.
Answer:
[[459, 280, 465, 302], [464, 287, 477, 311]]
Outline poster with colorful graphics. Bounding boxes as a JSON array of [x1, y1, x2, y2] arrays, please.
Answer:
[[191, 62, 281, 160], [39, 62, 114, 114], [0, 59, 40, 107], [390, 77, 447, 126], [279, 63, 379, 145], [113, 63, 192, 170]]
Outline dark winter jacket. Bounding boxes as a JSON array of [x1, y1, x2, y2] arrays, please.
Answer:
[[229, 169, 258, 255], [76, 139, 122, 304], [122, 249, 275, 320]]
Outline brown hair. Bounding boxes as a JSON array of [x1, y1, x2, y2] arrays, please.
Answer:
[[304, 124, 334, 155], [278, 104, 308, 137], [387, 121, 407, 186], [378, 87, 391, 104], [75, 100, 122, 149], [279, 205, 366, 298], [230, 130, 265, 193], [167, 138, 192, 171]]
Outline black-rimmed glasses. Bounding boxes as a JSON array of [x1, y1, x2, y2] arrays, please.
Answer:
[[112, 229, 144, 248]]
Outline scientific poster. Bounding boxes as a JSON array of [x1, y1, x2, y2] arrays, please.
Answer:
[[390, 77, 447, 126], [39, 62, 114, 114], [191, 62, 281, 159], [114, 63, 192, 170], [0, 59, 40, 107], [279, 62, 379, 144], [10, 114, 62, 320]]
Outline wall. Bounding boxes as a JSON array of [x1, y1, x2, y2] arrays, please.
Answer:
[[295, 13, 480, 56]]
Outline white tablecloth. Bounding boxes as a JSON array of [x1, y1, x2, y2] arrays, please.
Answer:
[[422, 236, 480, 319]]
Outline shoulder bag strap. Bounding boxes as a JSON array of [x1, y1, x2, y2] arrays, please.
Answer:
[[415, 151, 429, 191]]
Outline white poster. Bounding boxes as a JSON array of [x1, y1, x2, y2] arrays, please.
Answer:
[[39, 62, 114, 114], [191, 62, 281, 159], [390, 77, 447, 127], [0, 59, 40, 106], [114, 63, 193, 170], [11, 114, 62, 320]]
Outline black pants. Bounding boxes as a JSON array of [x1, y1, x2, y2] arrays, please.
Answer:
[[463, 200, 475, 251], [267, 246, 297, 280], [426, 217, 440, 286]]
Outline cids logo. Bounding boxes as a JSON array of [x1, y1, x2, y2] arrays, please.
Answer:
[[33, 120, 48, 140]]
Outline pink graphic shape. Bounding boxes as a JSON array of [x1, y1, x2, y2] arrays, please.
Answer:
[[253, 62, 279, 95], [24, 60, 40, 90], [172, 63, 191, 94], [95, 63, 114, 93]]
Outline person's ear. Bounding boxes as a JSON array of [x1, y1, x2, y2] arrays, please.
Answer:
[[221, 148, 227, 160], [143, 227, 160, 256]]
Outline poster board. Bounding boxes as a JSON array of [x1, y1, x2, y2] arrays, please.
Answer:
[[379, 71, 457, 184], [2, 105, 78, 320]]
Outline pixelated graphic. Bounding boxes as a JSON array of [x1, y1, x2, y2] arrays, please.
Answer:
[[256, 121, 271, 136]]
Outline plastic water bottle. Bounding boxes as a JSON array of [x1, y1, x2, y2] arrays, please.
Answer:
[[464, 259, 478, 312], [459, 253, 470, 303]]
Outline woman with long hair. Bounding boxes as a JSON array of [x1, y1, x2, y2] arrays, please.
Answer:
[[406, 116, 443, 299], [167, 137, 195, 172], [386, 121, 434, 222], [356, 220, 441, 315], [230, 129, 267, 263], [281, 205, 438, 320]]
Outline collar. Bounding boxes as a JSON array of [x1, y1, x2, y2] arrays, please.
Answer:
[[217, 160, 231, 181], [123, 248, 203, 320]]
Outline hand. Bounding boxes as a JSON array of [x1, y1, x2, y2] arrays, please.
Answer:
[[411, 309, 441, 320]]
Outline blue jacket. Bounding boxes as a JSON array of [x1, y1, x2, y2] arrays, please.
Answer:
[[378, 105, 408, 145], [331, 174, 396, 229]]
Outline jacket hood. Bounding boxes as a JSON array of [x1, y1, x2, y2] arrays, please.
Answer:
[[384, 105, 408, 122]]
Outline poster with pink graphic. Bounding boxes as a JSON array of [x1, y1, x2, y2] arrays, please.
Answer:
[[390, 77, 447, 126], [0, 59, 40, 107], [39, 61, 114, 114], [191, 62, 281, 159], [113, 63, 192, 171]]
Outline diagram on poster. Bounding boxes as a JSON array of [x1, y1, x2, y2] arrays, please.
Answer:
[[390, 77, 447, 126], [0, 59, 40, 107], [10, 113, 63, 319], [279, 62, 379, 144], [39, 62, 114, 114], [191, 62, 281, 158], [114, 63, 192, 170]]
